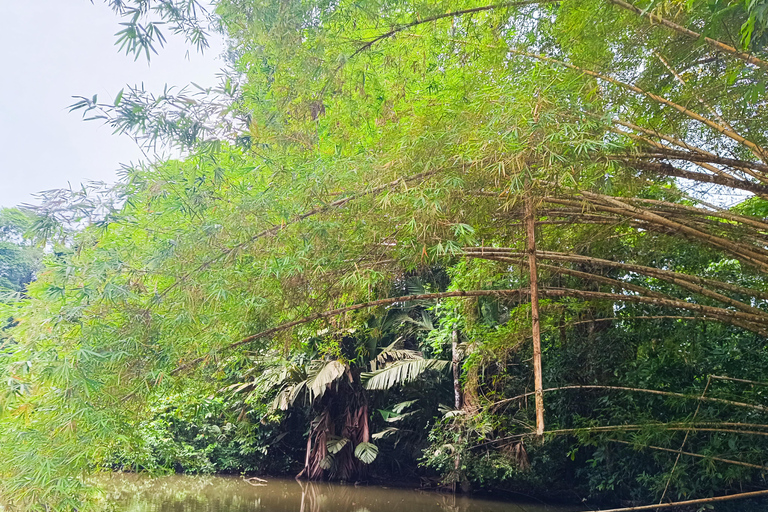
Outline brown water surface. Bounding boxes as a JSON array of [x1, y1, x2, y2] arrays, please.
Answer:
[[103, 474, 582, 512]]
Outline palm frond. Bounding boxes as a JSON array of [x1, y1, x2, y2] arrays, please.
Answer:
[[362, 359, 449, 390], [372, 339, 422, 370], [392, 399, 418, 414], [353, 442, 379, 464], [326, 436, 350, 455], [372, 427, 399, 440], [271, 379, 307, 411], [307, 360, 347, 401]]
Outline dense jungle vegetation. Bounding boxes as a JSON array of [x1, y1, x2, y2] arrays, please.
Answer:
[[3, 0, 768, 510]]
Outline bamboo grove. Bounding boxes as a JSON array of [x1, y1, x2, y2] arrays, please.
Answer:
[[3, 0, 768, 509]]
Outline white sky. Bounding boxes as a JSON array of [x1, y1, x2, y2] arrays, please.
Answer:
[[0, 1, 226, 208]]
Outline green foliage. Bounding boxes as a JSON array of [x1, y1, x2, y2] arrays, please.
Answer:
[[0, 208, 43, 295], [6, 0, 768, 509], [109, 391, 287, 475]]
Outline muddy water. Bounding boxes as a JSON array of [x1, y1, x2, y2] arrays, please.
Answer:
[[103, 474, 581, 512]]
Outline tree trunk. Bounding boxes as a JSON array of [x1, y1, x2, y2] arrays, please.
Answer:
[[452, 330, 462, 410]]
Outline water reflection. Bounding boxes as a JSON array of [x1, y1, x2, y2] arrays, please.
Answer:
[[102, 474, 579, 512]]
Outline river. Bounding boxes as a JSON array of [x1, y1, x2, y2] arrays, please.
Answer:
[[103, 474, 582, 512]]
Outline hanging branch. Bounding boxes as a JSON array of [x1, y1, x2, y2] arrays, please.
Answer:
[[166, 289, 525, 377], [497, 255, 768, 324], [463, 249, 768, 317], [503, 204, 763, 241], [623, 160, 768, 197], [658, 376, 713, 504], [574, 189, 768, 271], [621, 197, 768, 232], [158, 168, 441, 298], [606, 0, 768, 70], [538, 264, 669, 298], [472, 424, 768, 449], [610, 438, 768, 471], [462, 246, 768, 300], [542, 423, 768, 436], [653, 50, 737, 132], [610, 118, 768, 186], [408, 35, 766, 159], [506, 47, 767, 159], [348, 0, 557, 59], [630, 149, 768, 174], [710, 375, 768, 386], [612, 119, 720, 157], [540, 196, 768, 255], [540, 288, 768, 332], [160, 277, 768, 385], [611, 128, 747, 183], [319, 0, 559, 96], [608, 121, 768, 189]]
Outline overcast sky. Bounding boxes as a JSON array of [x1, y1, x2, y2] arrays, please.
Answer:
[[0, 1, 225, 208]]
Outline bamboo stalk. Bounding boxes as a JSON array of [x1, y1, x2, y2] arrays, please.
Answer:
[[710, 375, 768, 387], [612, 119, 716, 158], [609, 438, 768, 471], [541, 196, 768, 255], [491, 384, 768, 412], [543, 425, 768, 436], [463, 246, 768, 301], [164, 284, 768, 381], [577, 189, 768, 272], [624, 159, 768, 197], [526, 193, 545, 436], [653, 50, 738, 136], [541, 287, 768, 335], [544, 192, 768, 270], [630, 150, 768, 174], [610, 128, 749, 183], [595, 488, 768, 512], [471, 423, 768, 448], [658, 376, 712, 503], [349, 0, 558, 58], [538, 264, 669, 298], [465, 252, 768, 329], [166, 289, 528, 377], [622, 197, 768, 232]]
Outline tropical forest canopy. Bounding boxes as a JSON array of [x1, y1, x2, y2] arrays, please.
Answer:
[[3, 0, 768, 510]]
